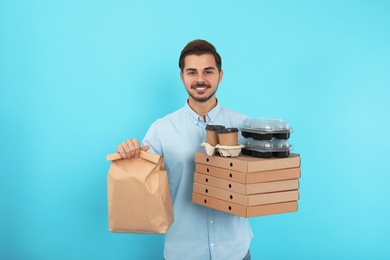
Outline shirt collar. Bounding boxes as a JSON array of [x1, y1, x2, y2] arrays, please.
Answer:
[[184, 99, 221, 125]]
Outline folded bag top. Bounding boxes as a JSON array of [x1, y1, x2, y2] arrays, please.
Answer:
[[107, 151, 174, 233]]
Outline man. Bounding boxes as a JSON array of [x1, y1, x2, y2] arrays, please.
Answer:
[[118, 40, 253, 260]]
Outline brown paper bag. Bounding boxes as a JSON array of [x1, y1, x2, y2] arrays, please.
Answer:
[[106, 151, 174, 233]]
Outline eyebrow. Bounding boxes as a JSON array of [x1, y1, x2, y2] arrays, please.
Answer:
[[185, 67, 216, 72]]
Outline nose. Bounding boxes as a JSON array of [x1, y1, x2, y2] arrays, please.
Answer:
[[196, 76, 205, 84]]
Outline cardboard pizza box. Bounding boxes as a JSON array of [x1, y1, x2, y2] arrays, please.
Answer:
[[194, 172, 299, 195], [194, 152, 300, 173], [195, 164, 300, 184], [192, 193, 298, 218], [193, 183, 299, 206]]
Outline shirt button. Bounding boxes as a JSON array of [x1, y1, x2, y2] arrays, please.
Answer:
[[210, 220, 214, 224], [210, 243, 215, 247]]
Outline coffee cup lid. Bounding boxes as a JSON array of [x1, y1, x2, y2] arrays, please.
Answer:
[[217, 127, 238, 133], [206, 125, 225, 131]]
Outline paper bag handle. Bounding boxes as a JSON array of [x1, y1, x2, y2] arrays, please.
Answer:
[[106, 151, 161, 164]]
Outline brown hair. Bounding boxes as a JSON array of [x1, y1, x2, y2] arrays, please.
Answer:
[[179, 39, 222, 72]]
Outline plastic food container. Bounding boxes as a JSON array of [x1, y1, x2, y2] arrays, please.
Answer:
[[240, 118, 293, 140], [242, 138, 293, 158]]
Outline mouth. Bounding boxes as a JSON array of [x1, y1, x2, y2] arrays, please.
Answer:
[[191, 83, 210, 92], [188, 84, 217, 102], [193, 86, 208, 91]]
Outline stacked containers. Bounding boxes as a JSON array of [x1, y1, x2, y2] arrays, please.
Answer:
[[192, 118, 300, 218], [240, 118, 293, 158]]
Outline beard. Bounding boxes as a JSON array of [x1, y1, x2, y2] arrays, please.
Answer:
[[187, 81, 218, 102]]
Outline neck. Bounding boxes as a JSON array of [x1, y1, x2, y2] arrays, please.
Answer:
[[187, 97, 217, 120]]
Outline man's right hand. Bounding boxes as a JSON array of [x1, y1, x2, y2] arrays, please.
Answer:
[[117, 138, 150, 159]]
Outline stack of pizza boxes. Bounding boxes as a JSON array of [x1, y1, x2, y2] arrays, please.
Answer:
[[192, 118, 300, 218]]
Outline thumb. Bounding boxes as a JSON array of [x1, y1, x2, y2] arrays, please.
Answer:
[[141, 145, 150, 151]]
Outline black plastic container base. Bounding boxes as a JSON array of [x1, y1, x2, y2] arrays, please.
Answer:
[[241, 131, 252, 138], [242, 148, 290, 158], [252, 133, 273, 140], [273, 151, 290, 158], [242, 148, 272, 158], [241, 131, 273, 140], [241, 131, 290, 140], [273, 133, 291, 139]]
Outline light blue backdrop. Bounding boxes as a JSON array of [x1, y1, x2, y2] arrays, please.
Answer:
[[1, 0, 389, 259]]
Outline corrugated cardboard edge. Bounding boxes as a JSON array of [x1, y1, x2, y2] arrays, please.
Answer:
[[195, 164, 301, 184], [194, 152, 301, 172], [193, 183, 299, 206], [194, 172, 299, 195], [192, 193, 298, 218]]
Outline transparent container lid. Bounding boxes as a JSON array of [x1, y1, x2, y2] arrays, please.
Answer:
[[241, 118, 292, 132]]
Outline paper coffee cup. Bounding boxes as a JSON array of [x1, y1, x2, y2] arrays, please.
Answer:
[[205, 125, 225, 146], [217, 128, 239, 146]]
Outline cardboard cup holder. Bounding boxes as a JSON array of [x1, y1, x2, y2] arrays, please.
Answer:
[[201, 142, 244, 157]]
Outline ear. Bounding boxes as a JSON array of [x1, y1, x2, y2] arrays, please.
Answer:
[[180, 71, 185, 83], [219, 70, 224, 83]]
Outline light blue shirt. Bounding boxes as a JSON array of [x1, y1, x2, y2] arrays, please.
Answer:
[[143, 101, 253, 260]]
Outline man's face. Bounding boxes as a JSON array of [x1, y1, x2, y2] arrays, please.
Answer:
[[180, 54, 223, 103]]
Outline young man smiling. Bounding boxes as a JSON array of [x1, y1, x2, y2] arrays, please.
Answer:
[[181, 52, 222, 106], [117, 40, 253, 260]]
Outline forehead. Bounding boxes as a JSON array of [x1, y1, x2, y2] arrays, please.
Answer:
[[183, 54, 217, 70]]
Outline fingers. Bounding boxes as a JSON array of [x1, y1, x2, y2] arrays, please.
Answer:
[[117, 139, 138, 159], [117, 139, 149, 159], [131, 138, 141, 158], [141, 145, 150, 152], [117, 142, 128, 159]]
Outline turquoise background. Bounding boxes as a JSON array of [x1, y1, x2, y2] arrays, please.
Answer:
[[1, 0, 389, 259]]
